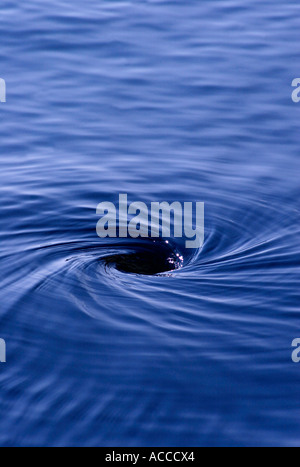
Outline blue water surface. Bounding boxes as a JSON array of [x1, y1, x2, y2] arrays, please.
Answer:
[[0, 0, 300, 447]]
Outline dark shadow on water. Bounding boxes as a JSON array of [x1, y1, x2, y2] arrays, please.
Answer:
[[103, 240, 184, 276]]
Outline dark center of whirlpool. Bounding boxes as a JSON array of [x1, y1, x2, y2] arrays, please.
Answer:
[[103, 239, 184, 276]]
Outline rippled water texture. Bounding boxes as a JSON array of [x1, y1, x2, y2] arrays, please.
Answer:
[[0, 0, 300, 447]]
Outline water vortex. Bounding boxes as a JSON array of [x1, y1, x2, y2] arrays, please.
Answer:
[[104, 239, 184, 276]]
